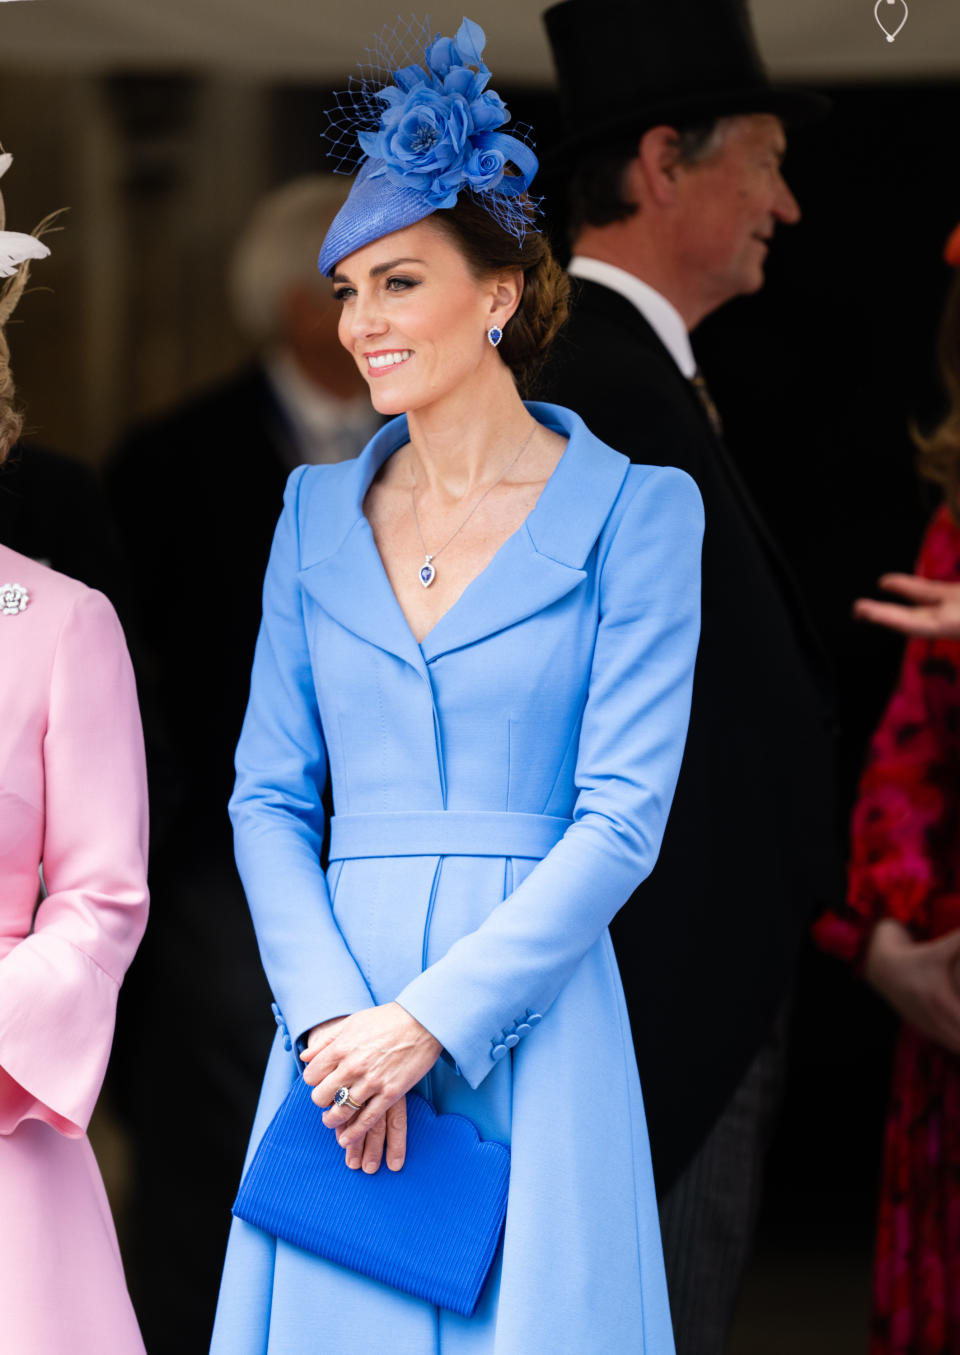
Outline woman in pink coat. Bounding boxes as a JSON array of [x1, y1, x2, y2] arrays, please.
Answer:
[[0, 150, 148, 1352]]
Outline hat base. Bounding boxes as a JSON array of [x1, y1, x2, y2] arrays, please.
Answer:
[[547, 85, 830, 162], [318, 161, 438, 277]]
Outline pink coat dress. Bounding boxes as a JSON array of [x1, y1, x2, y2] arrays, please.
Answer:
[[0, 544, 148, 1353]]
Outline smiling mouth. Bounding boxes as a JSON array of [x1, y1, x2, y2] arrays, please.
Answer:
[[366, 349, 412, 371]]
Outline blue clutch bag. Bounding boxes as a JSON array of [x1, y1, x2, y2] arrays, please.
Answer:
[[232, 1075, 510, 1317]]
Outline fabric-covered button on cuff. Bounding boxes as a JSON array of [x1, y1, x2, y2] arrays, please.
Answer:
[[491, 1043, 508, 1061], [515, 1022, 532, 1036], [504, 1033, 520, 1048], [271, 1001, 293, 1050]]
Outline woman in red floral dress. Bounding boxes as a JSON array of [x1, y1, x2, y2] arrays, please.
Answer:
[[815, 236, 960, 1355]]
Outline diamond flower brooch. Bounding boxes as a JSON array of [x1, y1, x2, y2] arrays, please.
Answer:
[[0, 582, 29, 615]]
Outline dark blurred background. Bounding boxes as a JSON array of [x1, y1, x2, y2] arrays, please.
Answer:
[[2, 2, 959, 1349]]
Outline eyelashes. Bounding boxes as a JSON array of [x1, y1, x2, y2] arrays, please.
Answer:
[[332, 276, 422, 303]]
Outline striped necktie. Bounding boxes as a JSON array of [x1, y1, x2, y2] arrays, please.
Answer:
[[690, 369, 724, 440]]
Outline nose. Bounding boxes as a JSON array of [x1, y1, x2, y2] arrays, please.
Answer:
[[347, 288, 389, 342], [773, 172, 801, 225]]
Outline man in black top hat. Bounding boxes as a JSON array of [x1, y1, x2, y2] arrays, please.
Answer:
[[539, 3, 836, 1351]]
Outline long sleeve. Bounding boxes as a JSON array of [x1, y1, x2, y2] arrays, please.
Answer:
[[396, 466, 704, 1088], [814, 507, 960, 965], [229, 467, 374, 1046], [0, 589, 149, 1136]]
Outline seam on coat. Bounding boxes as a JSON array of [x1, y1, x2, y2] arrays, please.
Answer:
[[376, 653, 389, 811], [42, 587, 104, 746], [540, 715, 583, 816], [335, 713, 352, 815], [604, 933, 648, 1339], [420, 856, 444, 1105], [420, 856, 444, 975]]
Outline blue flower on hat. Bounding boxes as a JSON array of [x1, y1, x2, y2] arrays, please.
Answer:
[[317, 16, 540, 275], [355, 17, 532, 210]]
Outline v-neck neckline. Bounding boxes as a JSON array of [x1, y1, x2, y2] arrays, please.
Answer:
[[295, 402, 631, 674], [355, 406, 573, 651]]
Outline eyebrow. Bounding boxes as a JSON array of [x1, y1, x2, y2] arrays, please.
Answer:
[[331, 257, 426, 284]]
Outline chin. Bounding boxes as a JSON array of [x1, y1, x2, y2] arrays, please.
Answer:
[[367, 383, 409, 418], [737, 266, 766, 296]]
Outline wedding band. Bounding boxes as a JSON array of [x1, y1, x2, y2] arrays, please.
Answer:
[[334, 1085, 364, 1112]]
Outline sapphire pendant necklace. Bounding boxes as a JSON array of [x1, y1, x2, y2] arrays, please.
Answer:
[[409, 420, 537, 588]]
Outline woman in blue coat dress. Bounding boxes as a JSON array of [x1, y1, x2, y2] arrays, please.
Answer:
[[210, 19, 703, 1354]]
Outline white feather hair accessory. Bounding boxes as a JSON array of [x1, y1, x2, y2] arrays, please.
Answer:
[[0, 152, 51, 278]]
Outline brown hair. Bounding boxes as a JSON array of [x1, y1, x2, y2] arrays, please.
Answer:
[[0, 266, 31, 465], [0, 210, 59, 465], [432, 193, 570, 397], [915, 271, 960, 524]]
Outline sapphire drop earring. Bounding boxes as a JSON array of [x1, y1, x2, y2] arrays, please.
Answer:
[[487, 325, 503, 347]]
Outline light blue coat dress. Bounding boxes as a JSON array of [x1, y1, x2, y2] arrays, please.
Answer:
[[210, 402, 703, 1355]]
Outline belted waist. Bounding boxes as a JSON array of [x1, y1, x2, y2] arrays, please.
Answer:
[[328, 810, 573, 861]]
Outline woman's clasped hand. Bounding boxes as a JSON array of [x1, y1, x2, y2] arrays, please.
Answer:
[[864, 918, 960, 1056], [300, 1003, 442, 1173]]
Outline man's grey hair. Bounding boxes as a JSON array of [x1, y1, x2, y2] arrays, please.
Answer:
[[229, 175, 349, 344], [671, 117, 734, 168]]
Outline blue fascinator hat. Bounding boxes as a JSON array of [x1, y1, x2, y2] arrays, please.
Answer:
[[318, 16, 539, 276]]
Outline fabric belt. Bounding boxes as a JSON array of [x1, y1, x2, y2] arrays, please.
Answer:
[[328, 810, 573, 861]]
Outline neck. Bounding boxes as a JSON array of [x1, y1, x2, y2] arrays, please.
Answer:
[[404, 361, 532, 499], [574, 224, 716, 332]]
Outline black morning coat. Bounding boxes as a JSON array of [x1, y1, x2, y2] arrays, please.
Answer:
[[537, 278, 838, 1194], [106, 362, 294, 860], [104, 364, 287, 1349]]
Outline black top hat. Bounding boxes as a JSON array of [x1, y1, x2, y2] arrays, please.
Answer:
[[542, 0, 829, 157]]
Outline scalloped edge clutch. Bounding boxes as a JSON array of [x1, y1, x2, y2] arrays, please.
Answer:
[[233, 1077, 510, 1317]]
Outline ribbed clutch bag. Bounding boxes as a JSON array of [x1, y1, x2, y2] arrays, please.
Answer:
[[232, 1077, 510, 1317]]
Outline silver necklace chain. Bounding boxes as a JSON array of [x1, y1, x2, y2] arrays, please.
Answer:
[[410, 420, 538, 589]]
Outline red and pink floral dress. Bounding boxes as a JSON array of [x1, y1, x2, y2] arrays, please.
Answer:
[[815, 505, 960, 1355]]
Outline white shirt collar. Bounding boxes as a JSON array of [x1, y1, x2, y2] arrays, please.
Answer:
[[567, 256, 697, 380], [264, 348, 377, 467]]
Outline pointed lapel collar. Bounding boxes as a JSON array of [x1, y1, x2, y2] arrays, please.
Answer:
[[296, 403, 630, 669], [420, 402, 629, 662], [297, 417, 429, 677]]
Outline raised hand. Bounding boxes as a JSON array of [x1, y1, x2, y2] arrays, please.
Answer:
[[854, 574, 960, 639]]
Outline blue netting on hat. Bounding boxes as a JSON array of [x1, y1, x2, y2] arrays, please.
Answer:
[[317, 16, 540, 275], [323, 15, 437, 177]]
